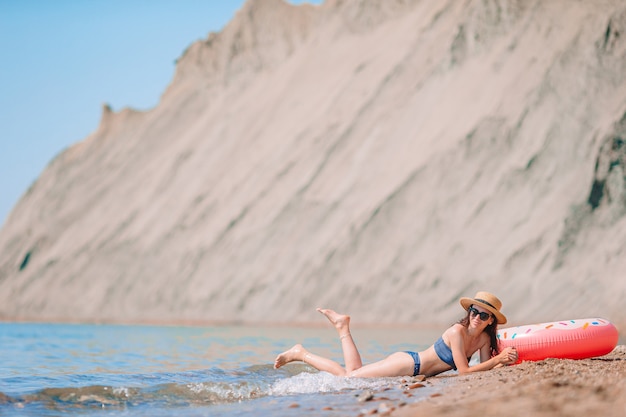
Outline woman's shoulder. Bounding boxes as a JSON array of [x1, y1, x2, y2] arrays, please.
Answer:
[[449, 323, 465, 332], [443, 323, 465, 339]]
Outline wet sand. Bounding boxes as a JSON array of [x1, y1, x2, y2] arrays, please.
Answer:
[[386, 345, 626, 417]]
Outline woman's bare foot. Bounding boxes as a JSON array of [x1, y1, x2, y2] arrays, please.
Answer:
[[317, 308, 350, 334], [274, 344, 306, 369]]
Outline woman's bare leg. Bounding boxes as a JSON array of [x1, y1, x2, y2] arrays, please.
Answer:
[[347, 352, 415, 378], [316, 308, 362, 372], [274, 344, 347, 375], [273, 308, 362, 376], [274, 347, 415, 378]]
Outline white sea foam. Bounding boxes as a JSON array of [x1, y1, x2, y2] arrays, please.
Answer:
[[269, 371, 396, 395]]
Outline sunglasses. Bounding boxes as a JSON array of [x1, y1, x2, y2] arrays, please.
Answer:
[[469, 306, 492, 321]]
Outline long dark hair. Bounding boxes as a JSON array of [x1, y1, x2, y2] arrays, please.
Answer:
[[457, 307, 500, 356]]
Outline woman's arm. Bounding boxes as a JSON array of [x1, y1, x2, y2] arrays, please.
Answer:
[[449, 329, 517, 375], [459, 344, 517, 375]]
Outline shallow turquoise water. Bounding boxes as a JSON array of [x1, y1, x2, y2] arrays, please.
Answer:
[[0, 322, 439, 416]]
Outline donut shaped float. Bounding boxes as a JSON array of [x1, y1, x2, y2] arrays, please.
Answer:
[[497, 318, 619, 362]]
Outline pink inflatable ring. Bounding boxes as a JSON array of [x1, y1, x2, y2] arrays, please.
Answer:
[[497, 318, 619, 362]]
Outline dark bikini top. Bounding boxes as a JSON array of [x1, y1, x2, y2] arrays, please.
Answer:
[[434, 337, 471, 370]]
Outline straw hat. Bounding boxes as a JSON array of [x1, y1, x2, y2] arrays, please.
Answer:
[[459, 291, 507, 324]]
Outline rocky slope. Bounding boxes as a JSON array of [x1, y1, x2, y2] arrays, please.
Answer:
[[1, 0, 625, 330]]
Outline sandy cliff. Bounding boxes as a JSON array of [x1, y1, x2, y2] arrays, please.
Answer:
[[1, 0, 625, 329]]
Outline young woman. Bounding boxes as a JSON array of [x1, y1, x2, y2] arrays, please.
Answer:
[[274, 291, 518, 377]]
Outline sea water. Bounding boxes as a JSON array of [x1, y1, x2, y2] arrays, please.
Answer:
[[0, 322, 442, 416]]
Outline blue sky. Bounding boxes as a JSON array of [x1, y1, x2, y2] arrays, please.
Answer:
[[0, 0, 322, 226]]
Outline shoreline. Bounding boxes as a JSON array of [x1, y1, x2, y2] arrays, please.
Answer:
[[387, 345, 626, 417], [1, 318, 623, 415]]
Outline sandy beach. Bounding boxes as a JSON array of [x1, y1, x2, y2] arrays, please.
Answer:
[[379, 345, 626, 417]]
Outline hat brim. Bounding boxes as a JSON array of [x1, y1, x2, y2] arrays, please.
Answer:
[[460, 297, 507, 324]]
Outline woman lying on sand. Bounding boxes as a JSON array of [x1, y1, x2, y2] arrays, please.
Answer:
[[274, 291, 518, 377]]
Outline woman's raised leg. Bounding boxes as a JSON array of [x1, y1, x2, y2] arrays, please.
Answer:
[[273, 308, 363, 376], [316, 308, 362, 372]]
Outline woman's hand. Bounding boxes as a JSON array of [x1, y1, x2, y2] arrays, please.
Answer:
[[496, 347, 518, 365]]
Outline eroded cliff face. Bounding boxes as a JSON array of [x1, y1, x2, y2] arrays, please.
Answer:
[[1, 0, 625, 328]]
